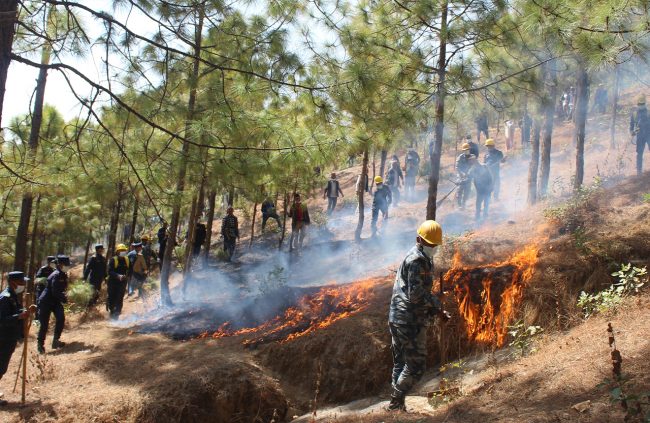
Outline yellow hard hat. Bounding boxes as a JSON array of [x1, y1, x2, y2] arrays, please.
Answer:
[[485, 138, 495, 147], [141, 234, 149, 241], [638, 95, 646, 105], [461, 143, 471, 151], [116, 244, 128, 252], [417, 220, 443, 245], [374, 175, 383, 183]]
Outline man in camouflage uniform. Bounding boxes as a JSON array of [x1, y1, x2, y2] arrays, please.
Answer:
[[388, 221, 450, 411]]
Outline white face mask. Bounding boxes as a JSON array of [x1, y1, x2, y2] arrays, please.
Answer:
[[61, 266, 69, 272], [14, 285, 25, 294], [119, 251, 127, 257], [49, 263, 56, 269], [421, 245, 435, 259]]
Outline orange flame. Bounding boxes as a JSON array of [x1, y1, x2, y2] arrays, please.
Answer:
[[446, 244, 539, 347]]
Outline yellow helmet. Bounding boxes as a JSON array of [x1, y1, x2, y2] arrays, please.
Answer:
[[374, 175, 383, 183], [638, 95, 646, 106], [116, 244, 128, 252], [141, 234, 150, 241], [461, 143, 471, 151], [485, 138, 495, 147], [417, 220, 443, 245]]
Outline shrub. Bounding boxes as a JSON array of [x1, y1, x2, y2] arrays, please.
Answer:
[[66, 279, 94, 311], [577, 263, 647, 318], [508, 320, 543, 357]]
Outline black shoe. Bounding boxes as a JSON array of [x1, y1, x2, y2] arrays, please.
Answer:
[[37, 343, 45, 354], [52, 339, 66, 349], [387, 396, 406, 412], [0, 399, 7, 407]]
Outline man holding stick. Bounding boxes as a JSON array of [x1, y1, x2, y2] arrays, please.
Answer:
[[0, 271, 36, 406]]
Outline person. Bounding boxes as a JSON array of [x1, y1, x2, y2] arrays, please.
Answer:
[[83, 244, 107, 306], [0, 271, 36, 404], [35, 256, 56, 307], [504, 120, 515, 151], [404, 149, 420, 200], [483, 139, 505, 201], [630, 95, 650, 176], [261, 198, 281, 232], [192, 222, 207, 257], [455, 143, 473, 209], [385, 161, 402, 206], [475, 112, 489, 142], [465, 134, 479, 158], [468, 155, 493, 221], [592, 84, 608, 114], [371, 176, 392, 237], [128, 242, 147, 298], [141, 235, 155, 270], [288, 194, 310, 251], [520, 112, 532, 148], [387, 221, 450, 411], [157, 222, 168, 264], [37, 255, 70, 354], [107, 244, 130, 320], [220, 207, 240, 260], [323, 173, 345, 215]]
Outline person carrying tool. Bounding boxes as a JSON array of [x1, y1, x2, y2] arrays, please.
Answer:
[[387, 221, 451, 411], [37, 255, 70, 354], [455, 143, 473, 209], [630, 95, 650, 176], [483, 139, 505, 201], [0, 271, 36, 405], [107, 244, 130, 320], [83, 244, 107, 306], [371, 176, 392, 237]]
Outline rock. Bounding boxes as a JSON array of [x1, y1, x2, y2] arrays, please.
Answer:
[[572, 400, 591, 413]]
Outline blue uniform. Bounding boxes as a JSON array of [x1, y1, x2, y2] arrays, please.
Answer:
[[0, 288, 23, 377], [38, 270, 68, 345]]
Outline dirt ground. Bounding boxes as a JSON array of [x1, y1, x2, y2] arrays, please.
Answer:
[[1, 88, 650, 422]]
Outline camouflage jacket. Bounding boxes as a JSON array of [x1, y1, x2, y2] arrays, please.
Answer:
[[389, 245, 442, 326]]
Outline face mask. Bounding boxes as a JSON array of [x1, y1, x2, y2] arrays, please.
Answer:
[[421, 245, 435, 259], [119, 251, 127, 257], [49, 263, 56, 269], [14, 285, 25, 294], [61, 266, 69, 272]]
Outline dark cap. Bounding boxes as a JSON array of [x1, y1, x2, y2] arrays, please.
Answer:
[[46, 255, 56, 263], [8, 271, 28, 282], [95, 244, 104, 250], [54, 255, 71, 266]]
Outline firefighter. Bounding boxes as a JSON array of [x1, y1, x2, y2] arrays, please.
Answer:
[[404, 149, 420, 201], [288, 194, 310, 251], [37, 255, 70, 354], [630, 95, 650, 176], [468, 155, 494, 221], [455, 143, 473, 209], [157, 222, 168, 264], [371, 176, 392, 237], [0, 271, 36, 404], [323, 173, 344, 215], [35, 256, 56, 311], [387, 221, 450, 411], [141, 235, 155, 270], [483, 139, 505, 201], [193, 222, 207, 257], [83, 244, 107, 306], [107, 244, 130, 320], [221, 207, 240, 260], [127, 242, 147, 298], [261, 198, 281, 232], [385, 160, 403, 206]]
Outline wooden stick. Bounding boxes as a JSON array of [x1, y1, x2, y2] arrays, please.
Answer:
[[21, 291, 32, 404]]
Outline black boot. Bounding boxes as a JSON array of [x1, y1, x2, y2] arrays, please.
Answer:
[[387, 389, 406, 412], [51, 339, 66, 349], [37, 341, 45, 354]]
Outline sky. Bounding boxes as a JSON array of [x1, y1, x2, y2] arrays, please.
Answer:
[[3, 0, 337, 127]]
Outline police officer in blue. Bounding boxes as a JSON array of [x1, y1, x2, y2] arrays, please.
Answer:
[[37, 255, 70, 354], [0, 271, 36, 405]]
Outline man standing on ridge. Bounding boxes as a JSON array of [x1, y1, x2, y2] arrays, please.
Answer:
[[387, 220, 450, 411], [323, 172, 344, 215], [631, 95, 650, 176]]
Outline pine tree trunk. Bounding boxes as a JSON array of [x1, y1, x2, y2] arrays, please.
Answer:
[[610, 66, 620, 150], [0, 1, 18, 128], [528, 118, 541, 205], [278, 191, 288, 249], [107, 182, 124, 260], [249, 202, 258, 248], [27, 195, 41, 279], [370, 150, 376, 193], [426, 0, 448, 220], [354, 146, 369, 241], [574, 64, 590, 190], [13, 36, 52, 272], [82, 235, 92, 275], [128, 197, 139, 246], [183, 194, 199, 277], [160, 6, 205, 306], [379, 150, 387, 181], [539, 59, 557, 197], [228, 187, 235, 206], [203, 190, 216, 260]]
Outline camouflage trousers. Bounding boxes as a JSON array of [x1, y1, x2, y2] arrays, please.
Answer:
[[389, 322, 427, 396]]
